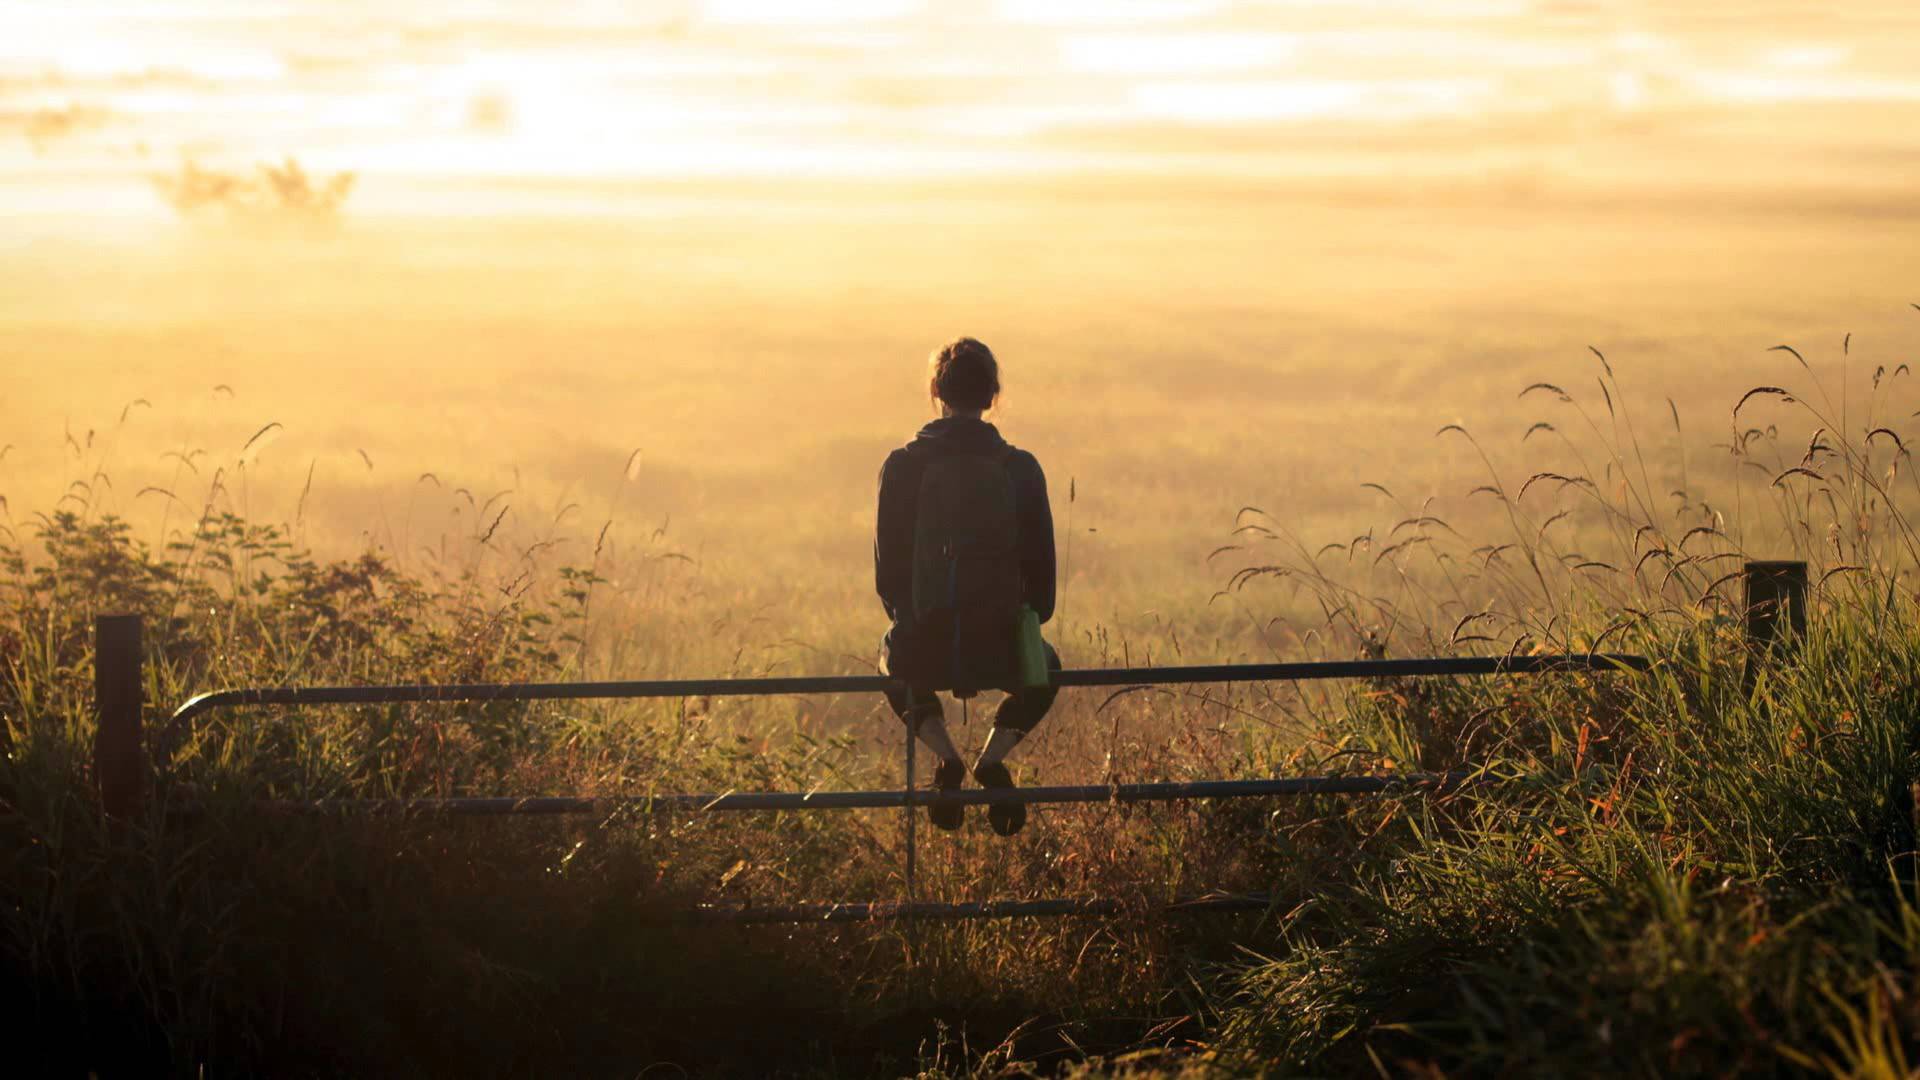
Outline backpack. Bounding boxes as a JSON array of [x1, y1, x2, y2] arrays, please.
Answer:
[[909, 447, 1024, 696]]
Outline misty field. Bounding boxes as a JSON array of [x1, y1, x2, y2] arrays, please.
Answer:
[[8, 182, 1914, 654], [6, 186, 1920, 1075]]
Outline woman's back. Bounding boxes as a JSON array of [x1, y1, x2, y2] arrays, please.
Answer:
[[873, 414, 1055, 632], [871, 337, 1059, 836]]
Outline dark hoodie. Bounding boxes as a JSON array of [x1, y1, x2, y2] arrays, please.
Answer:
[[875, 416, 1055, 627]]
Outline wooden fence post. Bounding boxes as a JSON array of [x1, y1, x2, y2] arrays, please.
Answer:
[[1743, 560, 1807, 688], [93, 614, 145, 819]]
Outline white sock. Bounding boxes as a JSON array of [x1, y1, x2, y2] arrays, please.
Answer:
[[975, 727, 1025, 769], [911, 708, 963, 766]]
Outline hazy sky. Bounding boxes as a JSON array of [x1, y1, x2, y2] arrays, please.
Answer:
[[5, 1, 1919, 219]]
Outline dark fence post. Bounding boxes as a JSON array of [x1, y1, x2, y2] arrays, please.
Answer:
[[902, 716, 917, 906], [94, 614, 145, 819], [1743, 560, 1807, 688]]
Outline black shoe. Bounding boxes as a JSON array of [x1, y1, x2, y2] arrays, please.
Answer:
[[972, 761, 1026, 836], [928, 760, 965, 831]]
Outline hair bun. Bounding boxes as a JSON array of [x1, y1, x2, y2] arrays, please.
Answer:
[[930, 337, 1000, 412]]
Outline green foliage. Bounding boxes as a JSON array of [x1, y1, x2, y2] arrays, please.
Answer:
[[1186, 347, 1920, 1077], [8, 342, 1920, 1075], [1211, 619, 1920, 1076]]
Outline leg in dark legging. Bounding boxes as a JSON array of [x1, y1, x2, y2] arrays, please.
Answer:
[[880, 626, 967, 766], [880, 635, 965, 829], [990, 639, 1061, 738], [971, 640, 1060, 836]]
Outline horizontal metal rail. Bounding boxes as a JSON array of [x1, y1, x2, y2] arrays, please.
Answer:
[[678, 893, 1277, 923], [165, 653, 1649, 739], [146, 649, 1627, 925], [226, 771, 1477, 816]]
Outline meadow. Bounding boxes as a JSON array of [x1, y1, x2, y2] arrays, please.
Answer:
[[5, 181, 1920, 1074]]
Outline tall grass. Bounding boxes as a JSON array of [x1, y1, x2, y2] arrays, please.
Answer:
[[1187, 334, 1920, 1076], [5, 330, 1920, 1075], [0, 429, 1287, 1074]]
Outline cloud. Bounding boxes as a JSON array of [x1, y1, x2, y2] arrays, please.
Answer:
[[466, 92, 513, 134], [996, 0, 1225, 25], [1060, 31, 1298, 74], [1133, 77, 1493, 123], [701, 0, 920, 25], [150, 157, 356, 228], [11, 103, 110, 151]]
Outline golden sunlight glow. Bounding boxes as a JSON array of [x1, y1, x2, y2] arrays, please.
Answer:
[[1, 1, 1918, 220], [5, 0, 1920, 760]]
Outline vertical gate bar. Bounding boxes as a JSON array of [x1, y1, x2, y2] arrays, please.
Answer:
[[93, 614, 145, 819], [1743, 560, 1808, 691], [903, 712, 917, 906]]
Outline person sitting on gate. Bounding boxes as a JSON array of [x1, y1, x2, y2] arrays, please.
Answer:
[[874, 336, 1060, 836]]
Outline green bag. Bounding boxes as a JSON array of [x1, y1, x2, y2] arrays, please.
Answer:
[[1014, 604, 1050, 688]]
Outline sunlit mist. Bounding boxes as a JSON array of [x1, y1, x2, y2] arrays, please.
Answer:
[[6, 1, 1920, 218], [3, 0, 1919, 657]]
